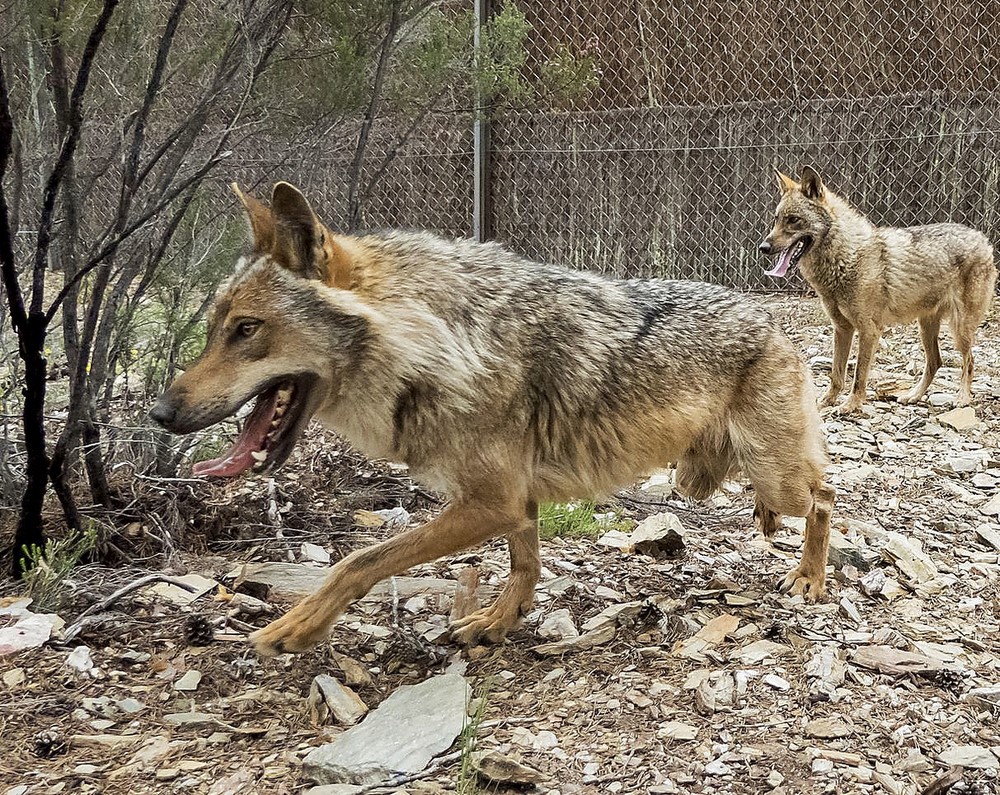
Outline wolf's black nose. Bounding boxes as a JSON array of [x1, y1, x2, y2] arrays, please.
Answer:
[[149, 399, 176, 428], [758, 240, 773, 254]]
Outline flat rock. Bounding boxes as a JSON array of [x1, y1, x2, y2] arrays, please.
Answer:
[[309, 675, 368, 726], [732, 640, 790, 665], [937, 406, 978, 430], [532, 623, 615, 656], [146, 574, 218, 606], [302, 673, 470, 785], [937, 745, 999, 769], [472, 750, 545, 785], [880, 532, 937, 583], [537, 608, 579, 641], [672, 613, 739, 660], [657, 721, 698, 741], [173, 670, 202, 692], [975, 524, 1000, 551], [805, 717, 854, 739], [630, 512, 686, 559], [979, 492, 1000, 515]]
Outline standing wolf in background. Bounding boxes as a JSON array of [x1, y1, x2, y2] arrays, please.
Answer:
[[760, 166, 996, 415], [151, 181, 835, 657]]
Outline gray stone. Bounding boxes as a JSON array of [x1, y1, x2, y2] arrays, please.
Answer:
[[630, 512, 686, 559], [302, 673, 470, 785], [827, 532, 880, 571], [309, 675, 368, 726], [537, 608, 578, 641], [937, 745, 999, 769]]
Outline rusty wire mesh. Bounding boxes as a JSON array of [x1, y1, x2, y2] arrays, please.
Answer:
[[478, 0, 1000, 290]]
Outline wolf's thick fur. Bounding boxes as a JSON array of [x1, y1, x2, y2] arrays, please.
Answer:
[[153, 182, 834, 656], [762, 167, 996, 414]]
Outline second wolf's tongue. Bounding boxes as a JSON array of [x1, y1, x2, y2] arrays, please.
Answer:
[[765, 248, 794, 278], [192, 390, 279, 478]]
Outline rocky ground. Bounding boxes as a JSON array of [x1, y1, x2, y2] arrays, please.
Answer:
[[2, 295, 1000, 795]]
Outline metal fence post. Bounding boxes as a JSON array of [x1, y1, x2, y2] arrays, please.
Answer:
[[473, 0, 493, 243]]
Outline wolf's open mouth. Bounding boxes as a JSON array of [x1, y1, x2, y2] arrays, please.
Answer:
[[193, 374, 317, 478], [765, 236, 814, 278]]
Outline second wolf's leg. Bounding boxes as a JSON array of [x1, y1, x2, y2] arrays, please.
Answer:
[[821, 321, 854, 407], [250, 496, 526, 655], [900, 315, 942, 404], [450, 514, 541, 645], [836, 325, 879, 414], [951, 314, 977, 406]]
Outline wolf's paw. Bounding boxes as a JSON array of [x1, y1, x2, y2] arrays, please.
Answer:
[[819, 391, 840, 408], [450, 602, 525, 647], [898, 388, 926, 405], [250, 608, 331, 656], [832, 397, 864, 416], [779, 566, 826, 602], [955, 391, 972, 408]]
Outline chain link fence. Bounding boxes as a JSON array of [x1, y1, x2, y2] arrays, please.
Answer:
[[337, 0, 1000, 292]]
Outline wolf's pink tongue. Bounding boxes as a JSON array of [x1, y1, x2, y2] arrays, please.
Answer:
[[192, 390, 279, 478], [765, 248, 794, 278]]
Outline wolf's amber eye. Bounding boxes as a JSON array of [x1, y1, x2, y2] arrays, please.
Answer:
[[235, 320, 261, 338], [786, 215, 801, 226]]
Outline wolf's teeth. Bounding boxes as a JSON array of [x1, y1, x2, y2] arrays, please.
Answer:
[[273, 405, 286, 419], [250, 450, 267, 463]]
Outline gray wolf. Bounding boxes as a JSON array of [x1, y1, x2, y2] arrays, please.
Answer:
[[151, 181, 835, 656], [760, 166, 996, 414]]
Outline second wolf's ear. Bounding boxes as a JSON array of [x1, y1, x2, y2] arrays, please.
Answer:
[[775, 170, 798, 194], [231, 183, 274, 254], [799, 166, 826, 201]]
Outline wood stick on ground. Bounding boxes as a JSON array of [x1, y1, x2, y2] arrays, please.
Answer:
[[922, 767, 964, 795], [60, 573, 202, 643]]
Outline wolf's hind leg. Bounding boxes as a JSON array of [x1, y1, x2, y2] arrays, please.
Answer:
[[900, 315, 942, 404], [250, 496, 525, 656], [450, 518, 541, 646]]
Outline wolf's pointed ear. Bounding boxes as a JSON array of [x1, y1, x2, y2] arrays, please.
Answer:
[[775, 170, 798, 194], [231, 183, 274, 253], [799, 166, 826, 201], [270, 182, 325, 281]]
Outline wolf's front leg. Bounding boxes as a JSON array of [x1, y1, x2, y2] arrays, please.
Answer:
[[779, 482, 834, 601], [250, 498, 524, 656], [834, 327, 879, 414], [450, 522, 541, 645], [820, 322, 854, 407]]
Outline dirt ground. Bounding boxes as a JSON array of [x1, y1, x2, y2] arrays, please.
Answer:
[[2, 295, 1000, 795]]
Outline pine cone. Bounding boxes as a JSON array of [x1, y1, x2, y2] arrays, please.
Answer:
[[929, 667, 965, 693], [184, 614, 215, 647], [763, 621, 787, 642], [33, 729, 66, 758], [927, 667, 966, 694]]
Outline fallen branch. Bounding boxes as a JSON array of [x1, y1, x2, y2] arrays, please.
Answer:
[[354, 750, 464, 794], [921, 766, 964, 795], [60, 573, 201, 643]]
